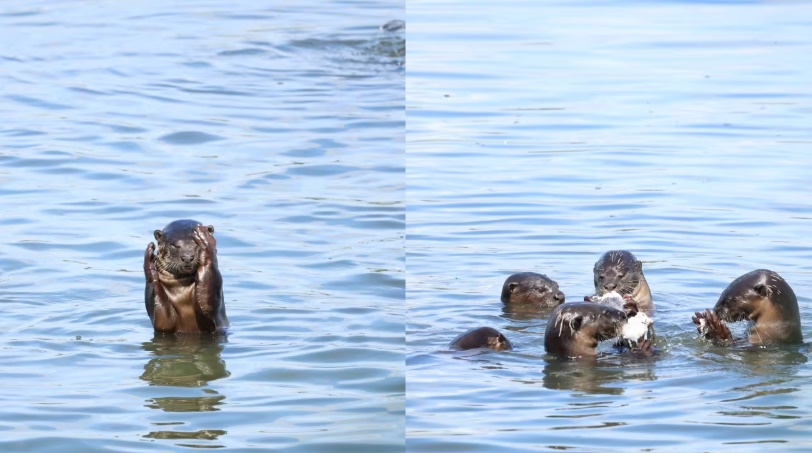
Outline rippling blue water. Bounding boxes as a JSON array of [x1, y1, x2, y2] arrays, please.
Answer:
[[407, 0, 812, 451], [0, 1, 403, 451]]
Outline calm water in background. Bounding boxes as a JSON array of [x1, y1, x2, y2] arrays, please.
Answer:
[[407, 1, 812, 451], [0, 1, 403, 451]]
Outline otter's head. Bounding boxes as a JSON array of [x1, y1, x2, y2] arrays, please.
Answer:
[[154, 219, 213, 276], [487, 332, 513, 351], [713, 269, 797, 324], [593, 250, 643, 297], [550, 303, 627, 342], [501, 272, 566, 307]]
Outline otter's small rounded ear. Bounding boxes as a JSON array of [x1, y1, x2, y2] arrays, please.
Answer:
[[635, 261, 643, 272], [207, 225, 215, 234], [154, 230, 163, 241], [754, 283, 768, 297], [508, 282, 519, 293]]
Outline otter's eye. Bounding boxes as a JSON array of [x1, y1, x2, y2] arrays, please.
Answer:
[[172, 243, 180, 249], [618, 273, 625, 279], [599, 275, 605, 281]]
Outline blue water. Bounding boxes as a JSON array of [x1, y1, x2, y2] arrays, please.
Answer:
[[0, 1, 403, 452], [407, 0, 812, 451]]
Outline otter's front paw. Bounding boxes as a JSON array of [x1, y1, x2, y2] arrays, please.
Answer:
[[692, 309, 732, 342], [192, 224, 217, 265]]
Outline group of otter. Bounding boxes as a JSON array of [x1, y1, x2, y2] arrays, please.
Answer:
[[449, 250, 803, 358], [144, 219, 229, 334]]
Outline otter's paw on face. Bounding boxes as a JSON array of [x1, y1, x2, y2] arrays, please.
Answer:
[[692, 309, 733, 342]]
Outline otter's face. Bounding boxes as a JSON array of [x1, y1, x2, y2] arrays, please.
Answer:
[[594, 251, 643, 297], [154, 229, 200, 275], [487, 333, 512, 351], [591, 306, 628, 341], [505, 274, 565, 306], [714, 275, 771, 323]]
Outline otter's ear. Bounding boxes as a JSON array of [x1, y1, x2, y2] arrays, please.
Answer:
[[154, 230, 163, 241], [571, 315, 583, 331], [207, 225, 215, 234], [754, 283, 769, 297], [635, 261, 643, 272], [508, 282, 519, 293]]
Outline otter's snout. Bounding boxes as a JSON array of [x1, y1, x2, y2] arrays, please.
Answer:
[[603, 282, 617, 291], [554, 291, 565, 304], [181, 252, 196, 263]]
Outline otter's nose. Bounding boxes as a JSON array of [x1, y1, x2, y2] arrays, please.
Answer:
[[604, 283, 617, 291], [181, 253, 195, 263], [554, 292, 565, 303]]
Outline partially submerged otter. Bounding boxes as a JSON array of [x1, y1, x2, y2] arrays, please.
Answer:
[[544, 302, 627, 358], [693, 269, 802, 345], [448, 327, 512, 351], [501, 272, 565, 307], [144, 219, 229, 334], [593, 250, 653, 312], [585, 292, 654, 350]]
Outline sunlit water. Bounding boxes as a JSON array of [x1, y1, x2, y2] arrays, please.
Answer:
[[0, 1, 403, 451], [407, 0, 812, 451]]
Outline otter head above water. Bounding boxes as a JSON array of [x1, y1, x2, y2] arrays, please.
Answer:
[[154, 219, 214, 276], [712, 269, 802, 345], [501, 272, 565, 307], [544, 302, 628, 358], [593, 250, 653, 311]]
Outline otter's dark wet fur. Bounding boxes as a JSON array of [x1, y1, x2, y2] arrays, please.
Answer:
[[544, 302, 627, 358], [448, 327, 512, 351], [593, 250, 653, 312], [144, 219, 229, 334], [501, 272, 565, 307], [705, 269, 802, 345]]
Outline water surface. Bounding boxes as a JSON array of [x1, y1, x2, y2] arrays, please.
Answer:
[[0, 1, 404, 451], [407, 1, 812, 451]]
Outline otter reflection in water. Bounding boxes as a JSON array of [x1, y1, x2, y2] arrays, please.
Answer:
[[141, 334, 230, 413]]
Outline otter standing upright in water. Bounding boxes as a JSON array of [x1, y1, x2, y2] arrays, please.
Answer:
[[501, 272, 565, 307], [144, 219, 229, 334], [693, 269, 802, 345], [593, 250, 653, 312]]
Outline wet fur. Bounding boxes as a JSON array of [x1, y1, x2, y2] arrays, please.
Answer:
[[501, 272, 565, 307], [710, 269, 802, 345], [448, 327, 512, 351], [544, 302, 627, 358], [144, 219, 229, 334], [593, 250, 653, 312]]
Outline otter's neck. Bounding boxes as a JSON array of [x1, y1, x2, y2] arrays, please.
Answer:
[[631, 276, 653, 311]]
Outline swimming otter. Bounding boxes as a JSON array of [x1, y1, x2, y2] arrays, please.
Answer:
[[693, 269, 802, 345], [501, 272, 565, 307], [584, 292, 654, 350], [593, 250, 653, 312], [448, 327, 512, 351], [544, 302, 627, 358], [144, 219, 229, 334]]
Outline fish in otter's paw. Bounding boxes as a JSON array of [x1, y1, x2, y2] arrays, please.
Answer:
[[585, 292, 655, 351], [544, 302, 627, 358], [448, 327, 512, 351], [593, 250, 653, 312], [144, 219, 229, 334], [693, 269, 802, 345]]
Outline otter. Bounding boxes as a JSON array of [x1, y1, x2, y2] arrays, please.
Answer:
[[693, 269, 802, 345], [544, 302, 627, 358], [448, 327, 512, 351], [593, 250, 653, 312], [501, 272, 565, 307], [144, 219, 229, 334], [584, 292, 654, 350]]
